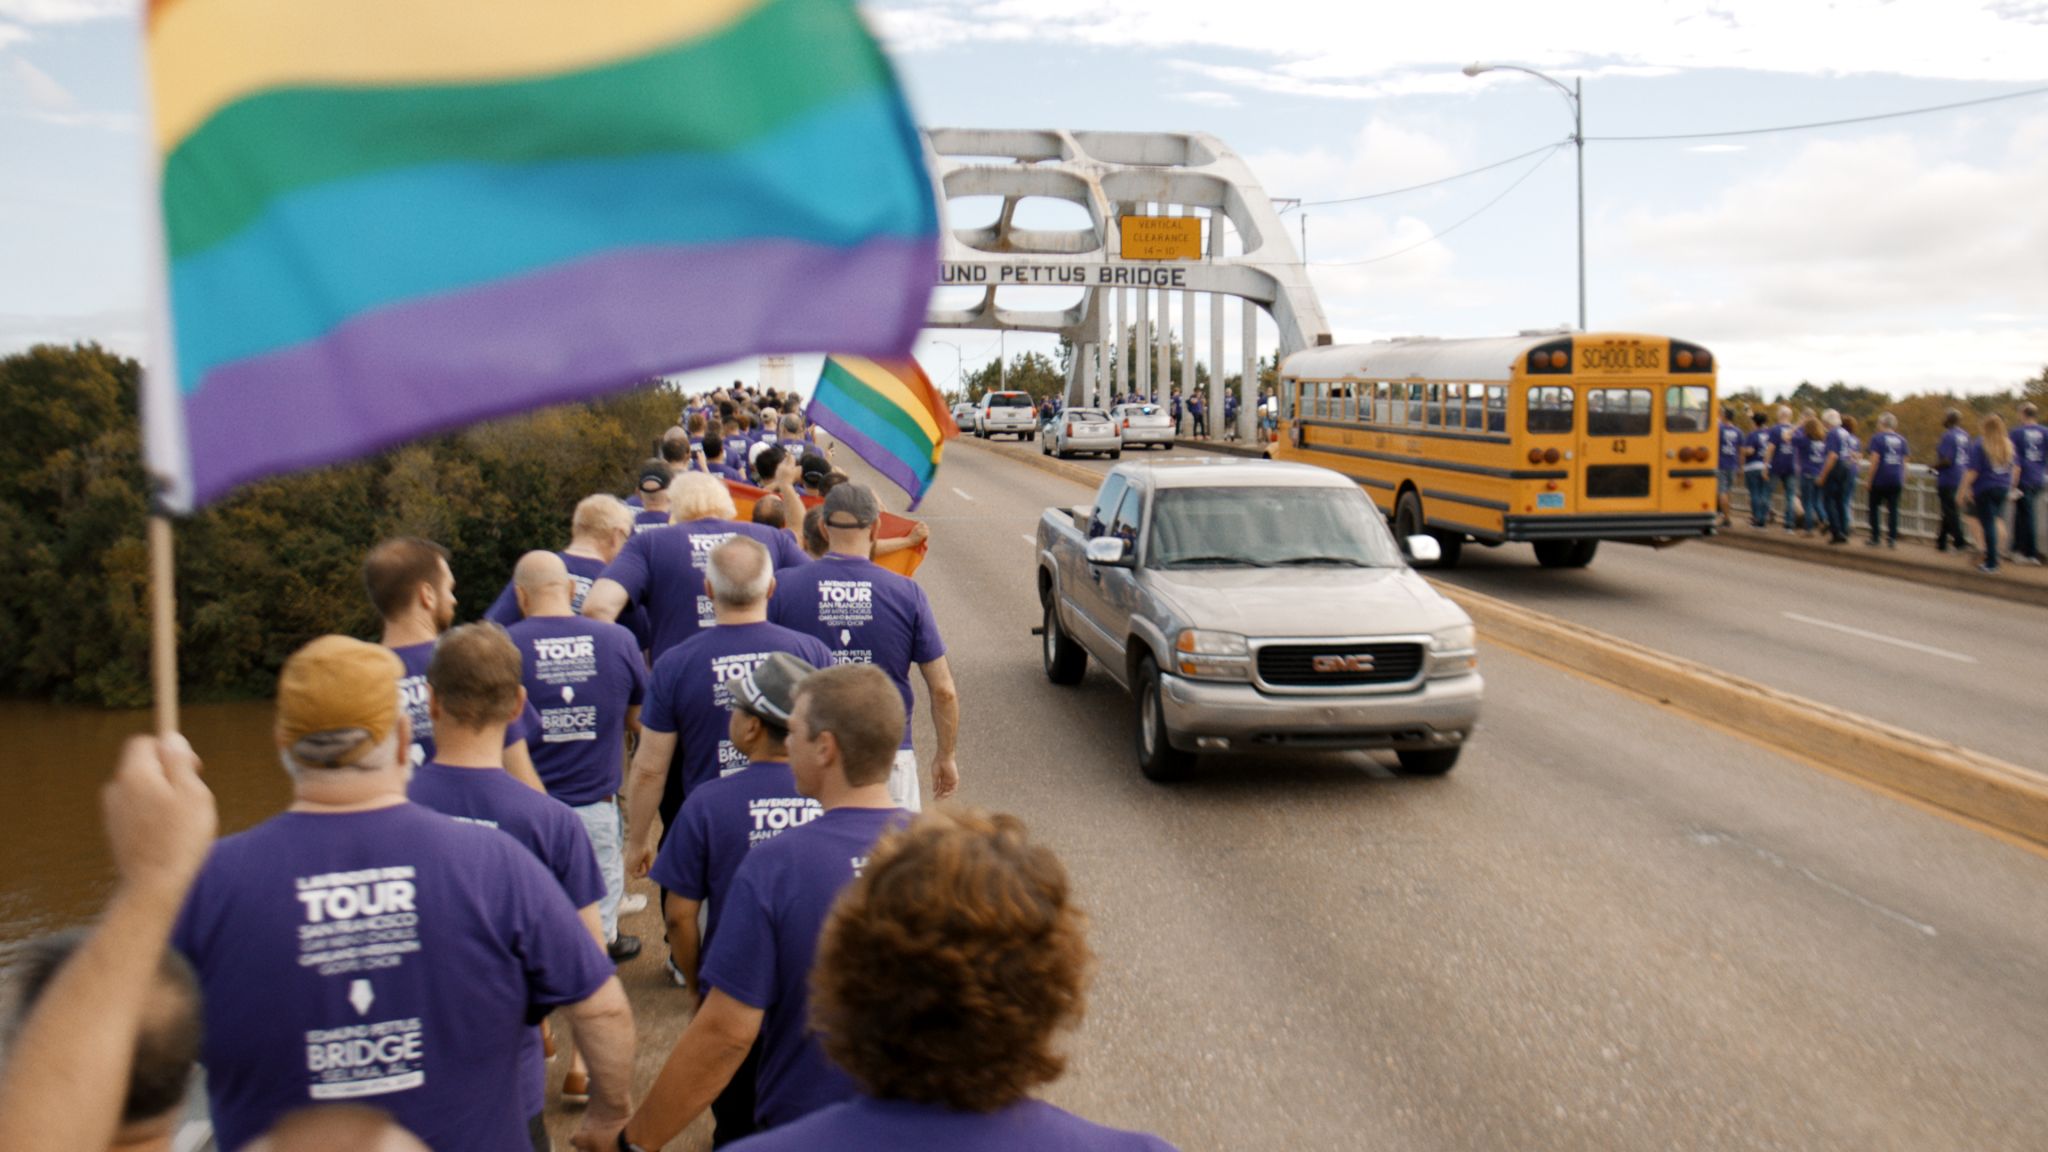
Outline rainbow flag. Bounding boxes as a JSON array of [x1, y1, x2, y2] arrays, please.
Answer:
[[140, 0, 938, 512], [805, 355, 958, 509]]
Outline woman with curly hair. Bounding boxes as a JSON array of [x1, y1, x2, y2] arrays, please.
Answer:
[[721, 807, 1178, 1151]]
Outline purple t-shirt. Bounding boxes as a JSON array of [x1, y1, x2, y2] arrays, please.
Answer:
[[1967, 439, 2013, 500], [1796, 430, 1826, 478], [505, 615, 647, 806], [484, 551, 605, 624], [725, 1097, 1180, 1152], [598, 520, 810, 661], [643, 623, 835, 814], [649, 760, 820, 956], [706, 459, 749, 484], [1869, 431, 1909, 489], [699, 806, 911, 1129], [2013, 424, 2048, 488], [1767, 423, 1797, 477], [406, 761, 609, 1119], [1742, 428, 1770, 470], [770, 554, 946, 749], [634, 507, 671, 534], [172, 804, 613, 1152], [1717, 421, 1741, 471], [392, 641, 540, 769], [1937, 426, 1971, 488]]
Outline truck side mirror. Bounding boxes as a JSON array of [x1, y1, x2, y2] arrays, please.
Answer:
[[1085, 537, 1130, 567]]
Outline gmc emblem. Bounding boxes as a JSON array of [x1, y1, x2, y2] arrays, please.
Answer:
[[1311, 654, 1375, 673]]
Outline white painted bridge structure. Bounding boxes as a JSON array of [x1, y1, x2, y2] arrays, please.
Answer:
[[922, 128, 1331, 438]]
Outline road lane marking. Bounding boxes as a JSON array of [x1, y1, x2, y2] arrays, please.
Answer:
[[1021, 534, 1036, 544], [952, 487, 975, 502], [1779, 612, 1977, 664]]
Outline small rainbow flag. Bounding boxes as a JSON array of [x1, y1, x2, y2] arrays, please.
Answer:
[[805, 355, 959, 509], [140, 0, 938, 512]]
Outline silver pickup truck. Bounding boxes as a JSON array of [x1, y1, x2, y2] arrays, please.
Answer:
[[1036, 458, 1483, 781]]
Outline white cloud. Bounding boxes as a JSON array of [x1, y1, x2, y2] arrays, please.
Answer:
[[8, 54, 70, 110], [1613, 115, 2048, 392], [0, 0, 128, 22], [0, 310, 148, 359], [1685, 143, 1748, 153], [873, 1, 2048, 87], [0, 55, 135, 129], [0, 21, 26, 51], [1170, 90, 1239, 108]]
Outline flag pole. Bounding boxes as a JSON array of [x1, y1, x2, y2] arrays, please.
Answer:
[[148, 512, 180, 737]]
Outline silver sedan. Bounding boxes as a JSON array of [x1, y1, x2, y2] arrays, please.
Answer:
[[1111, 403, 1176, 449], [1040, 408, 1122, 459]]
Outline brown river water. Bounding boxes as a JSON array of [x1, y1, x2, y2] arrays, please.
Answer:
[[0, 698, 288, 968]]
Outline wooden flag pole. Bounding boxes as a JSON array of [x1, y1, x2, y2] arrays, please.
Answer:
[[148, 513, 180, 737]]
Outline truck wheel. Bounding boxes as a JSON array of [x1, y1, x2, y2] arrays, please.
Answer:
[[1110, 450, 1122, 459], [1397, 491, 1451, 568], [1135, 657, 1196, 783], [1042, 601, 1087, 685], [1431, 531, 1464, 569], [1393, 747, 1461, 775], [1534, 539, 1597, 568]]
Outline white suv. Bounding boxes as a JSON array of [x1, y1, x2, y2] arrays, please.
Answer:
[[976, 391, 1038, 440]]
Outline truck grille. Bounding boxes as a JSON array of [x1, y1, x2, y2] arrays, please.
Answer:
[[1256, 642, 1425, 687]]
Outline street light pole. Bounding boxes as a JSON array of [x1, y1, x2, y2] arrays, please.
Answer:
[[1463, 62, 1586, 332], [933, 339, 964, 397]]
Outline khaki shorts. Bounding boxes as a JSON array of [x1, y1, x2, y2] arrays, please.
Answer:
[[888, 749, 922, 812]]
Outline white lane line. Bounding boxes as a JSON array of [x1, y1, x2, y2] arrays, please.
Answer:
[[1020, 534, 1036, 544], [952, 487, 975, 502], [1779, 612, 1977, 664]]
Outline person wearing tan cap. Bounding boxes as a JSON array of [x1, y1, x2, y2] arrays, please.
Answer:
[[170, 635, 637, 1152]]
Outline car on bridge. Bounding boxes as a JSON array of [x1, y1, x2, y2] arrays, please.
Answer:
[[1040, 407, 1122, 459], [1110, 403, 1176, 449], [975, 390, 1038, 440], [1036, 458, 1483, 781]]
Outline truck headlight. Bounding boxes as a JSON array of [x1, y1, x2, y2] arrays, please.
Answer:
[[1174, 629, 1250, 681], [1428, 622, 1478, 677]]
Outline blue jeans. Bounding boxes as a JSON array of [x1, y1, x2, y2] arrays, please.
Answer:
[[1745, 470, 1771, 526], [574, 799, 624, 942], [1769, 473, 1796, 526], [1975, 489, 2008, 568], [1825, 471, 1854, 538], [2014, 485, 2043, 559], [1797, 475, 1820, 531]]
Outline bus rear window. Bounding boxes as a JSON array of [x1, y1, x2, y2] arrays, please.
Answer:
[[1587, 388, 1652, 436], [1666, 385, 1710, 433], [1527, 386, 1574, 434]]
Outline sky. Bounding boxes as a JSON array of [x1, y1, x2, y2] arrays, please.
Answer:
[[1, 0, 2045, 403]]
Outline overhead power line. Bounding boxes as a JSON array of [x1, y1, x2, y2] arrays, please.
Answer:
[[1305, 143, 1567, 267], [1587, 81, 2048, 142], [1279, 140, 1569, 211]]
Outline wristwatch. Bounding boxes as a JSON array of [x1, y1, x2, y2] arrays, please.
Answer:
[[617, 1131, 651, 1152]]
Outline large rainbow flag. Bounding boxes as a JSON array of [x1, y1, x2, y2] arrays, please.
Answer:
[[805, 355, 958, 509], [140, 0, 938, 512]]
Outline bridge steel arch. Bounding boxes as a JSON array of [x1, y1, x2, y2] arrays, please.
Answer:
[[922, 129, 1330, 437]]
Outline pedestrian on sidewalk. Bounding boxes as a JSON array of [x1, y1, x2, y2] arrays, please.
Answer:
[[1794, 413, 1826, 536], [2010, 402, 2046, 564], [1864, 413, 1908, 548], [1765, 405, 1799, 533], [1743, 411, 1773, 527], [1716, 406, 1742, 528], [1190, 392, 1207, 438], [1962, 413, 2017, 574], [1935, 409, 1972, 553]]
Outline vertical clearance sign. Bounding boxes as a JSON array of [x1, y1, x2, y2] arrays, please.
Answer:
[[1119, 216, 1203, 261]]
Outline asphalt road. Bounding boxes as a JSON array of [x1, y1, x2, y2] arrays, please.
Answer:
[[915, 441, 2048, 1150], [583, 441, 2048, 1152], [1031, 436, 2048, 773]]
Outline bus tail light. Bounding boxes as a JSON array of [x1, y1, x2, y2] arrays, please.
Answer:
[[1543, 448, 1561, 465], [1527, 448, 1543, 464], [1670, 340, 1714, 373]]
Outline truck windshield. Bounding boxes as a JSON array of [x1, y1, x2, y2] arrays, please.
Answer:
[[1148, 486, 1404, 569]]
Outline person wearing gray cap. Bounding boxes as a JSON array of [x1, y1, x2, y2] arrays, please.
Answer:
[[648, 651, 823, 1147], [631, 460, 673, 533], [769, 483, 959, 810]]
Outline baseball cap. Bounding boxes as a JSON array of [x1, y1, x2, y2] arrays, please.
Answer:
[[732, 652, 817, 727], [822, 482, 880, 529], [276, 635, 404, 764], [638, 458, 672, 493]]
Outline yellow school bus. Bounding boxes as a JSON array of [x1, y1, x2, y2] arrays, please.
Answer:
[[1273, 331, 1718, 568]]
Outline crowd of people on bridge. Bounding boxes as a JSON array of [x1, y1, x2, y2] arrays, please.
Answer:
[[1718, 400, 2046, 573], [0, 381, 1177, 1152]]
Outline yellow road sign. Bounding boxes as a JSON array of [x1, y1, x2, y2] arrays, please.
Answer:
[[1119, 215, 1202, 261]]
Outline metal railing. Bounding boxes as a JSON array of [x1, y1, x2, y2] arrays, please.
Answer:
[[1728, 465, 2039, 543]]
